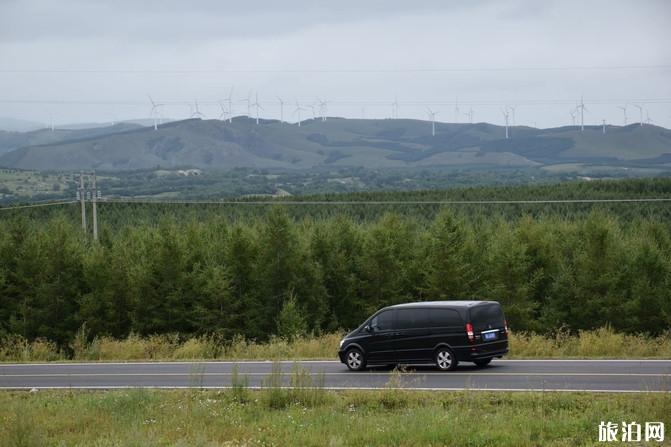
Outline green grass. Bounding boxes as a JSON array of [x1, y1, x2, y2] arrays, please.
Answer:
[[2, 328, 670, 363], [0, 387, 669, 446], [0, 169, 72, 200]]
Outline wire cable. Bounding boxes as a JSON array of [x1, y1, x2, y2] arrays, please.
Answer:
[[99, 198, 671, 206], [0, 200, 77, 211], [1, 65, 670, 74]]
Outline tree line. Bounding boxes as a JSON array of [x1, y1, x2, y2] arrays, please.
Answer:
[[1, 202, 670, 348]]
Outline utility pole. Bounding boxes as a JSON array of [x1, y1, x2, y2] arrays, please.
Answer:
[[79, 171, 86, 232], [91, 171, 98, 241], [76, 171, 101, 240]]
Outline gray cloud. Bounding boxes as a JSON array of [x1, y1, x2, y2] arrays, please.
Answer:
[[0, 0, 669, 128], [0, 0, 493, 42]]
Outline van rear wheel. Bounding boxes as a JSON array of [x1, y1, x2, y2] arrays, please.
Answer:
[[473, 358, 492, 367], [345, 347, 366, 371], [435, 347, 458, 371]]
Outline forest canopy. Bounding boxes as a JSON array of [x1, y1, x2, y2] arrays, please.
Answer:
[[1, 178, 670, 347]]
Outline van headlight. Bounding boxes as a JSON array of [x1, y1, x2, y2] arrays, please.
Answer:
[[339, 339, 345, 348]]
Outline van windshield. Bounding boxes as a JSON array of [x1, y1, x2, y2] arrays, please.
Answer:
[[469, 303, 505, 331]]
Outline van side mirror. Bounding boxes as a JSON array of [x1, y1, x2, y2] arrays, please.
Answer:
[[364, 325, 372, 333]]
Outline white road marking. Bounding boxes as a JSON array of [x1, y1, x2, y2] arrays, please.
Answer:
[[0, 360, 342, 367], [0, 385, 668, 393], [2, 372, 669, 377], [1, 359, 670, 367]]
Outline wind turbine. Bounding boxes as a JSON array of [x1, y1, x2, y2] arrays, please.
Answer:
[[277, 96, 285, 123], [501, 107, 510, 139], [426, 107, 439, 136], [464, 108, 474, 124], [576, 97, 587, 131], [251, 92, 263, 125], [508, 105, 517, 126], [218, 101, 230, 121], [294, 101, 306, 127], [618, 105, 628, 126], [569, 108, 577, 126], [307, 103, 316, 120], [602, 119, 606, 134], [148, 95, 164, 130], [633, 104, 643, 126], [317, 98, 328, 121], [225, 87, 234, 123], [190, 100, 204, 119], [391, 96, 399, 119], [645, 110, 653, 125], [454, 98, 460, 123], [239, 91, 252, 117]]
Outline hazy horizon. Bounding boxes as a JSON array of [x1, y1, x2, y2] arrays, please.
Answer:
[[1, 0, 670, 128]]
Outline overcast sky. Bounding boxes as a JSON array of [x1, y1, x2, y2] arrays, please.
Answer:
[[1, 0, 670, 128]]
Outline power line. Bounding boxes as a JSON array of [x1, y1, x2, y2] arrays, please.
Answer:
[[0, 200, 77, 211], [1, 64, 670, 74], [3, 198, 670, 209], [99, 198, 671, 206], [2, 98, 671, 107]]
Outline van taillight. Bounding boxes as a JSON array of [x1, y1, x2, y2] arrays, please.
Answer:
[[504, 320, 509, 334], [466, 323, 474, 342]]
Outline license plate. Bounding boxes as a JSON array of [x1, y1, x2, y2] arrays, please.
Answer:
[[483, 331, 498, 341]]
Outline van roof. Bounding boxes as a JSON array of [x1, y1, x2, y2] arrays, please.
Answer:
[[387, 300, 499, 309]]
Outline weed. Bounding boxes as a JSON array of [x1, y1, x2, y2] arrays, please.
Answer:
[[380, 367, 409, 410], [230, 363, 250, 403]]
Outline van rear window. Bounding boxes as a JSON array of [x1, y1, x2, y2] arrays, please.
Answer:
[[469, 304, 505, 331], [429, 309, 463, 327]]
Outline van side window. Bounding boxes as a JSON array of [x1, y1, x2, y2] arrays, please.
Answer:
[[397, 308, 430, 329], [429, 309, 463, 327], [371, 310, 395, 330]]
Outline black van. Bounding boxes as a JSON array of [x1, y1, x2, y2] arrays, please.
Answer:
[[338, 301, 509, 371]]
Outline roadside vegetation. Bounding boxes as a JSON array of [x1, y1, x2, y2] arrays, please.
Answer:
[[1, 382, 669, 446], [1, 327, 670, 362]]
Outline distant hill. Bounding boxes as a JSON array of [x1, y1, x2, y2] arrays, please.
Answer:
[[0, 122, 144, 156], [0, 117, 47, 132], [54, 118, 167, 130], [0, 117, 669, 172]]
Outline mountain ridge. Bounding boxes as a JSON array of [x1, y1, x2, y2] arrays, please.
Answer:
[[0, 117, 669, 172]]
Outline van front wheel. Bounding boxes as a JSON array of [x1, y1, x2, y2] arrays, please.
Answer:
[[435, 347, 458, 371]]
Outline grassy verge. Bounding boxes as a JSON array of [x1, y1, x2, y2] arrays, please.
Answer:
[[1, 327, 670, 362], [1, 384, 669, 446]]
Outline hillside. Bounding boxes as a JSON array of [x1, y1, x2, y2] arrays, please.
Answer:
[[0, 117, 46, 132], [0, 117, 670, 171], [0, 122, 144, 156]]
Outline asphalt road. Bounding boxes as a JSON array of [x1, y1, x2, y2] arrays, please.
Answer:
[[1, 360, 669, 392]]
